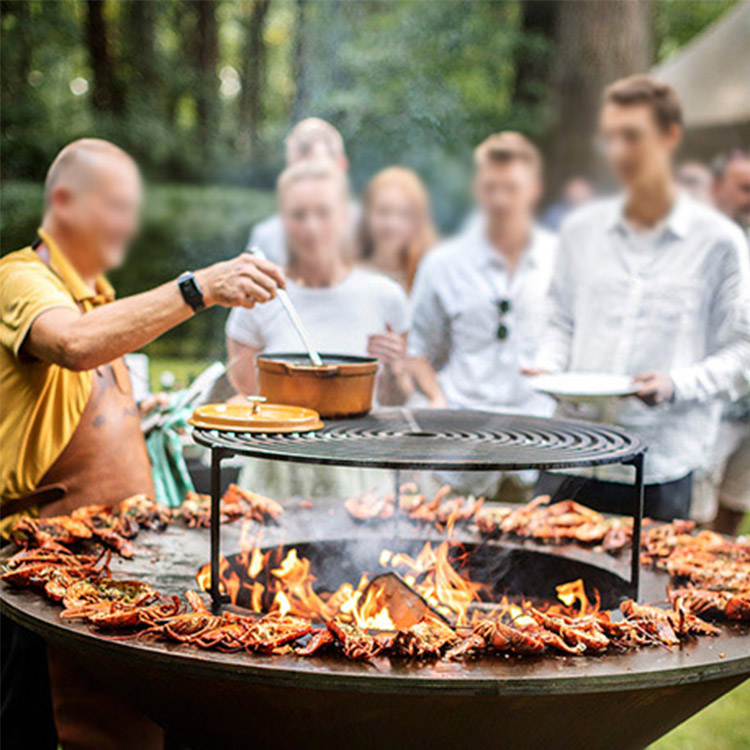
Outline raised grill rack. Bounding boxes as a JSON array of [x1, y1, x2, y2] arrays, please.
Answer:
[[192, 409, 646, 610]]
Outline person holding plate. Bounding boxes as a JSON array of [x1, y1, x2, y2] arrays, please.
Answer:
[[529, 76, 750, 521]]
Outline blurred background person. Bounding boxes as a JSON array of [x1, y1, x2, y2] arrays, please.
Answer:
[[229, 160, 410, 405], [676, 160, 715, 204], [702, 148, 750, 534], [532, 76, 750, 521], [357, 166, 438, 292], [227, 159, 410, 499], [541, 175, 595, 231], [247, 118, 359, 265], [712, 149, 750, 236], [408, 132, 556, 498]]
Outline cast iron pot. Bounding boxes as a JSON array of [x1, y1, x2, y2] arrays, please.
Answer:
[[256, 353, 378, 419]]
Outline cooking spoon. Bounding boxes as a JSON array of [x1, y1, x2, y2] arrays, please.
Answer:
[[247, 247, 323, 366]]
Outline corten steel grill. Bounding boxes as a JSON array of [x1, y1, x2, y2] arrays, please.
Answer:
[[192, 408, 647, 610], [2, 514, 749, 750]]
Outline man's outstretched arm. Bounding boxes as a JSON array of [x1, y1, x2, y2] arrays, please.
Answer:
[[24, 254, 284, 371]]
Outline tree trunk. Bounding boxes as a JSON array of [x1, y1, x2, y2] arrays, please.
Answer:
[[240, 0, 271, 152], [546, 0, 653, 195], [513, 0, 558, 107], [123, 0, 158, 112], [85, 0, 125, 115], [291, 0, 310, 123], [194, 0, 219, 154]]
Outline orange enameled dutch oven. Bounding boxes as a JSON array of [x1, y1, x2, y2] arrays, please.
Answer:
[[256, 353, 378, 419]]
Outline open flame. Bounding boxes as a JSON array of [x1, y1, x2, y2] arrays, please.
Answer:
[[197, 536, 600, 632]]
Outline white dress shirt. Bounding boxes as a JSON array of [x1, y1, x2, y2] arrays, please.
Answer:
[[409, 217, 557, 415], [535, 192, 750, 484]]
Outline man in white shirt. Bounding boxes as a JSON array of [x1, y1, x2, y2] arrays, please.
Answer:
[[408, 133, 556, 498], [531, 76, 750, 520], [247, 118, 359, 265], [409, 132, 556, 415]]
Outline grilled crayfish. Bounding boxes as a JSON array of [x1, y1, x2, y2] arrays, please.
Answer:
[[668, 588, 750, 623]]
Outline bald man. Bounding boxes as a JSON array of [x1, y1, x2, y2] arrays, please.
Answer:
[[0, 139, 285, 750]]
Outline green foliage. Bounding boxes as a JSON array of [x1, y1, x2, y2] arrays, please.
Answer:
[[652, 679, 750, 750], [0, 181, 275, 358]]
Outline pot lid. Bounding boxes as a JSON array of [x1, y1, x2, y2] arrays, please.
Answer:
[[189, 397, 323, 434]]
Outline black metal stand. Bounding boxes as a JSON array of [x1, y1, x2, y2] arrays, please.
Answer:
[[198, 409, 647, 611]]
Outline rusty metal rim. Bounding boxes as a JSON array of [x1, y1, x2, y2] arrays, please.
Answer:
[[3, 593, 749, 698]]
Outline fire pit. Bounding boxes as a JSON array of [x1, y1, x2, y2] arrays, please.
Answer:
[[2, 506, 749, 750], [2, 409, 748, 749]]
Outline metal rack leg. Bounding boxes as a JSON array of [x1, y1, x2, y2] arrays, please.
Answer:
[[210, 448, 223, 613], [394, 469, 401, 539], [630, 453, 645, 601]]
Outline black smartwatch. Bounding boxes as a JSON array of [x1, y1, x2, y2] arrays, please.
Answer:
[[177, 271, 205, 313]]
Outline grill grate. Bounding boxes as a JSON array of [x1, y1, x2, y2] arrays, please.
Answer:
[[193, 408, 645, 471]]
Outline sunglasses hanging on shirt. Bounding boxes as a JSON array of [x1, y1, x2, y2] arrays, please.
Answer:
[[496, 298, 511, 340]]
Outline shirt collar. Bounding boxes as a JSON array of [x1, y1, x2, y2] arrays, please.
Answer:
[[467, 214, 542, 270], [37, 228, 115, 305], [607, 190, 692, 240]]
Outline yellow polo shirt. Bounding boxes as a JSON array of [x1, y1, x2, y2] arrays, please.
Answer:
[[0, 228, 115, 503]]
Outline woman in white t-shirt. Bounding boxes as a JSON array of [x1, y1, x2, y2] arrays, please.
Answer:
[[226, 159, 412, 405], [225, 159, 412, 500]]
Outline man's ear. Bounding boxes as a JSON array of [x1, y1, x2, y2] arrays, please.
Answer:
[[667, 123, 683, 151]]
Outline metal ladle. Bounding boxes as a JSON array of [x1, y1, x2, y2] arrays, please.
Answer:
[[248, 247, 323, 366]]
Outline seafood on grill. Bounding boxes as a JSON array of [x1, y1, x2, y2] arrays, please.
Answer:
[[179, 486, 283, 528], [476, 495, 634, 552], [668, 588, 750, 622], [62, 578, 158, 613], [71, 505, 136, 557], [295, 628, 336, 656], [344, 490, 395, 522], [0, 547, 110, 602], [344, 484, 482, 527], [119, 494, 171, 532], [179, 491, 212, 528], [386, 616, 459, 659], [222, 484, 284, 524], [10, 516, 92, 550], [71, 596, 183, 631], [620, 599, 720, 644], [326, 619, 383, 661], [244, 613, 312, 653]]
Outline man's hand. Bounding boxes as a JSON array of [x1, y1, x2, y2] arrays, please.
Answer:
[[367, 324, 406, 373], [196, 254, 285, 308], [632, 371, 675, 406]]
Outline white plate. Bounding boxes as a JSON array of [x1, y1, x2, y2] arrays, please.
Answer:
[[529, 372, 638, 401]]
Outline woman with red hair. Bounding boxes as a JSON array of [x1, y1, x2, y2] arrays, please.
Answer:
[[358, 166, 438, 292]]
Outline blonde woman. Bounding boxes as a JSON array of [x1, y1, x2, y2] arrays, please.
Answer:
[[358, 167, 438, 292], [226, 160, 412, 500]]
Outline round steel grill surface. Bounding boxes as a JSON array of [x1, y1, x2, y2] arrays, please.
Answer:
[[192, 409, 645, 470]]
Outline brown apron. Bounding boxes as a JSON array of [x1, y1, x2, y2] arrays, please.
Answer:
[[13, 243, 163, 749], [38, 358, 155, 518]]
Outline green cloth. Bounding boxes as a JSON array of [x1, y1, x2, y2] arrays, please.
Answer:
[[145, 392, 195, 508]]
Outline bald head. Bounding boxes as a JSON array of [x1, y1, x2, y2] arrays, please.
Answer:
[[43, 139, 142, 274], [285, 118, 347, 169], [45, 139, 138, 207]]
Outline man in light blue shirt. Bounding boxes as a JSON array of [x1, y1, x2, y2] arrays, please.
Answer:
[[532, 76, 750, 520]]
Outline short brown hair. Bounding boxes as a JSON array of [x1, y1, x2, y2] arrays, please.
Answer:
[[474, 132, 542, 173], [604, 75, 683, 131]]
